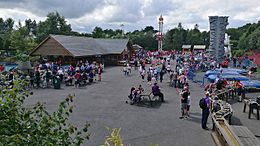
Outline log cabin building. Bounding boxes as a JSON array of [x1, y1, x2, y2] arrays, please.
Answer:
[[30, 34, 133, 66]]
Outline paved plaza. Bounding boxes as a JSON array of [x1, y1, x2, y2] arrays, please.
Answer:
[[25, 66, 259, 146]]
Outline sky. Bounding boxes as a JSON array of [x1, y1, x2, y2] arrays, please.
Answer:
[[0, 0, 259, 33]]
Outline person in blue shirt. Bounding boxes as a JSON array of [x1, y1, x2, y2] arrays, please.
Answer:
[[201, 92, 211, 130]]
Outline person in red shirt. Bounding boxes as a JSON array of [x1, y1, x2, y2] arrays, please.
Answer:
[[223, 79, 228, 88], [74, 70, 81, 88], [0, 65, 4, 72], [237, 80, 244, 102]]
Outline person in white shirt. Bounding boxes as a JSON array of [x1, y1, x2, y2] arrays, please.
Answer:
[[166, 63, 171, 74], [187, 95, 191, 117], [57, 68, 64, 82]]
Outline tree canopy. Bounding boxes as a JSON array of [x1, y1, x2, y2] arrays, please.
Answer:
[[0, 11, 259, 60]]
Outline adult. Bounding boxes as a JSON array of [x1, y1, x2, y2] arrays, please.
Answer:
[[159, 69, 164, 83], [201, 92, 211, 130], [35, 70, 41, 88], [57, 67, 64, 82], [98, 66, 102, 81], [180, 87, 189, 119], [152, 83, 165, 102], [74, 70, 81, 88], [0, 65, 4, 72], [237, 80, 244, 102], [177, 73, 185, 89], [233, 56, 237, 67], [173, 71, 178, 88], [89, 70, 94, 83]]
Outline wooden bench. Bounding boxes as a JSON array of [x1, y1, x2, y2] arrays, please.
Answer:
[[243, 99, 260, 120], [231, 126, 260, 146]]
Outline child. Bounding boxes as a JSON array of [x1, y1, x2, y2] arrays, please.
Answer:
[[141, 70, 145, 82], [147, 72, 152, 85], [138, 84, 144, 93], [131, 88, 141, 105], [123, 66, 127, 76]]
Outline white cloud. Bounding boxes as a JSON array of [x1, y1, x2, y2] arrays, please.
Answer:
[[0, 0, 259, 32]]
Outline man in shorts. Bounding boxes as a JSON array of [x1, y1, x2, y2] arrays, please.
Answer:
[[180, 87, 189, 119]]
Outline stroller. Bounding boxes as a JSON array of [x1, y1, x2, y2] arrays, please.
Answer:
[[78, 73, 88, 87], [65, 76, 74, 86], [40, 76, 47, 89]]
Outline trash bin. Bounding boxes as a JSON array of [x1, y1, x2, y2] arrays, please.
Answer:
[[53, 76, 61, 89]]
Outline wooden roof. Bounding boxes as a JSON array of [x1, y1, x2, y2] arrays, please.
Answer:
[[182, 45, 191, 49], [132, 44, 143, 49], [31, 34, 129, 57], [193, 45, 206, 50]]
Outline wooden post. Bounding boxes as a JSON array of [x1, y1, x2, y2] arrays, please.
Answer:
[[249, 103, 252, 119], [243, 102, 247, 112]]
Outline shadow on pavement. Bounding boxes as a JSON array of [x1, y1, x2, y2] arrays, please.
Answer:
[[135, 100, 162, 108], [230, 116, 243, 125], [187, 114, 201, 124]]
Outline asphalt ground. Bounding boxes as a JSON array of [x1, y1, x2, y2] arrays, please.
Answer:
[[194, 70, 260, 140], [25, 66, 215, 146], [25, 65, 260, 146]]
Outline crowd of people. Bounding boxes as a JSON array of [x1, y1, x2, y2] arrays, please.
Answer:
[[0, 60, 104, 89], [126, 50, 256, 131], [127, 52, 195, 120]]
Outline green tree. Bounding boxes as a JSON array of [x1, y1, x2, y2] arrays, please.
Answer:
[[172, 28, 186, 50], [35, 12, 72, 43], [143, 26, 155, 33], [248, 27, 260, 50], [0, 78, 90, 145], [10, 21, 37, 54], [163, 29, 175, 50], [92, 27, 105, 38], [0, 18, 14, 55], [25, 19, 37, 36], [186, 28, 202, 46]]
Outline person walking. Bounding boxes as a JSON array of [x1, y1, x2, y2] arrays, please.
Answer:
[[237, 80, 244, 102], [159, 69, 164, 83], [98, 66, 102, 81], [201, 92, 211, 130], [173, 71, 178, 88]]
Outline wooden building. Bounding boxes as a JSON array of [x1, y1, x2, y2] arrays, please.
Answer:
[[193, 45, 206, 53], [182, 45, 192, 54], [30, 35, 133, 65]]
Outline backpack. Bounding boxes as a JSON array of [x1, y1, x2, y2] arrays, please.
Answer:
[[199, 98, 207, 109]]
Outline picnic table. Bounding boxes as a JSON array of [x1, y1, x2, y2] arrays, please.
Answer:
[[243, 99, 260, 120], [231, 126, 260, 146], [140, 90, 160, 107]]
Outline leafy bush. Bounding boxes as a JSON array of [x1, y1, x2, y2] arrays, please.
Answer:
[[0, 79, 90, 145], [102, 128, 123, 146], [102, 128, 159, 146], [233, 49, 245, 57]]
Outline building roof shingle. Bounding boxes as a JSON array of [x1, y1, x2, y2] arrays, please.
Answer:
[[182, 45, 191, 49], [32, 34, 129, 57], [193, 45, 206, 49]]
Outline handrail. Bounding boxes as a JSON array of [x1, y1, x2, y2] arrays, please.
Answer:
[[209, 87, 258, 146]]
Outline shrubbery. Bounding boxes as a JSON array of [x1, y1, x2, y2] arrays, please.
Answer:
[[0, 79, 90, 145]]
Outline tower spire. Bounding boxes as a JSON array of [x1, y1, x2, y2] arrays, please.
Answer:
[[156, 15, 164, 52]]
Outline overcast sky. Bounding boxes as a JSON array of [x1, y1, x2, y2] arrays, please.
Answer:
[[0, 0, 259, 33]]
